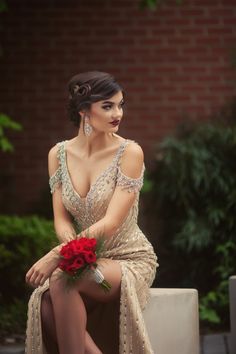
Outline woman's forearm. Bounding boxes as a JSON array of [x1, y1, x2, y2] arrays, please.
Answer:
[[77, 216, 117, 240], [51, 216, 116, 256], [54, 220, 77, 243]]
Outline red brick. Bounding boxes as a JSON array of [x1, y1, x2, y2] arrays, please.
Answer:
[[1, 0, 236, 213]]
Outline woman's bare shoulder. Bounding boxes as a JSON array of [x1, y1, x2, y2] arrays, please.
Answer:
[[124, 140, 144, 160], [48, 141, 64, 174], [48, 141, 63, 159], [118, 139, 144, 179]]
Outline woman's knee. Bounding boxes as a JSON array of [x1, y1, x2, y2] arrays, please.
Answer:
[[49, 269, 67, 297]]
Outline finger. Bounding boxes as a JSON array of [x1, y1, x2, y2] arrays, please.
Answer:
[[25, 268, 34, 283], [39, 276, 47, 286], [26, 274, 34, 285], [28, 269, 40, 287], [34, 273, 44, 287]]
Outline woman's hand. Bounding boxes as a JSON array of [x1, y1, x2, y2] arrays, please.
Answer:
[[25, 249, 59, 288]]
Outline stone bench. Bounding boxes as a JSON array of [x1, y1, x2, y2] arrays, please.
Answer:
[[229, 275, 236, 354], [143, 288, 200, 354]]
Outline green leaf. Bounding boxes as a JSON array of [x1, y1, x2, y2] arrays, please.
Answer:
[[0, 0, 8, 12], [0, 114, 23, 153], [140, 0, 183, 9], [0, 114, 22, 130], [0, 136, 14, 152], [199, 306, 221, 324]]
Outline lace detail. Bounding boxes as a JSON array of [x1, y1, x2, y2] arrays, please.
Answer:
[[116, 163, 145, 193], [48, 143, 63, 194], [116, 139, 145, 193], [49, 168, 62, 193], [63, 139, 128, 201]]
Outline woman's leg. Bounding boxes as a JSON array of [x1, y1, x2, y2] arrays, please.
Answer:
[[49, 258, 122, 354], [41, 289, 59, 354], [41, 289, 103, 354]]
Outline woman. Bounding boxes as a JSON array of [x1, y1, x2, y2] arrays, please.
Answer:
[[25, 71, 159, 354]]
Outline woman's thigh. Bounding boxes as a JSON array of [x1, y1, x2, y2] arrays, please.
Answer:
[[77, 258, 122, 302], [50, 258, 122, 304]]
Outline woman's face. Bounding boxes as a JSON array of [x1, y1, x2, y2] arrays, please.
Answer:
[[86, 90, 125, 134]]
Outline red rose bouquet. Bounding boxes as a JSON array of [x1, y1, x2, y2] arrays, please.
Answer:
[[58, 234, 111, 292]]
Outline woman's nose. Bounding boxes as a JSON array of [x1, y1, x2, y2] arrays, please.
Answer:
[[112, 106, 122, 118]]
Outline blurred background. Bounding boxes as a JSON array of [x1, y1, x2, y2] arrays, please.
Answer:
[[0, 0, 236, 347]]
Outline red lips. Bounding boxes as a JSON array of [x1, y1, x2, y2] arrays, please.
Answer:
[[110, 120, 120, 126]]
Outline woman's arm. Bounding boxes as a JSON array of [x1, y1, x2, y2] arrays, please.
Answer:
[[25, 144, 78, 288], [25, 141, 144, 287], [48, 144, 77, 243], [75, 141, 144, 240]]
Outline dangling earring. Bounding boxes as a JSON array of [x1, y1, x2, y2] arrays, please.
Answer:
[[84, 115, 93, 136]]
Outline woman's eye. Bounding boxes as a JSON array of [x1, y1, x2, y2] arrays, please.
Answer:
[[102, 102, 125, 111], [102, 106, 111, 111]]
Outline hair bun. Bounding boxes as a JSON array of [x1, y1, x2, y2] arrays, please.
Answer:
[[73, 83, 91, 97]]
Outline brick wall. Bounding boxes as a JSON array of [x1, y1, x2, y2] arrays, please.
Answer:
[[0, 0, 236, 215]]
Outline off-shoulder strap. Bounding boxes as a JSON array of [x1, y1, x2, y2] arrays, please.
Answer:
[[116, 139, 145, 193], [48, 141, 64, 194], [115, 139, 130, 165]]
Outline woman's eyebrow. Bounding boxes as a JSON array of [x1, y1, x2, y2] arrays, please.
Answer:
[[102, 98, 124, 104]]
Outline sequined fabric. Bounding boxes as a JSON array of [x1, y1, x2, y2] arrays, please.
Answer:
[[25, 138, 159, 354]]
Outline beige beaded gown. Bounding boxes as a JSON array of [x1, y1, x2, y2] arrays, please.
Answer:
[[25, 138, 159, 354]]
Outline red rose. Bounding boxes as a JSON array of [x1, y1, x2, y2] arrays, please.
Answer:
[[59, 256, 85, 274], [83, 250, 97, 264], [70, 239, 84, 254], [59, 259, 68, 271], [66, 264, 77, 275], [81, 239, 96, 252], [86, 238, 97, 250], [60, 245, 73, 260], [71, 256, 85, 270], [78, 237, 88, 244], [59, 258, 74, 274]]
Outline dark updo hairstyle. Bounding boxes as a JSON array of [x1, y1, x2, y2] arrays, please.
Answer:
[[67, 71, 124, 128]]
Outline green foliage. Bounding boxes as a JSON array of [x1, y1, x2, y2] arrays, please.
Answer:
[[0, 0, 7, 57], [140, 0, 183, 10], [0, 0, 7, 12], [142, 171, 155, 193], [0, 215, 57, 302], [147, 121, 236, 330], [0, 114, 23, 152], [153, 122, 236, 250], [0, 299, 27, 337], [0, 214, 82, 336], [199, 292, 221, 324], [199, 241, 236, 327], [0, 215, 57, 336]]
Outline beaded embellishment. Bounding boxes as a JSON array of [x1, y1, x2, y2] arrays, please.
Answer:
[[116, 164, 145, 193], [49, 139, 145, 196], [49, 142, 63, 194], [49, 167, 61, 193]]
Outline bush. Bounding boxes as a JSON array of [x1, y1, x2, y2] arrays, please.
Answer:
[[0, 214, 57, 303], [0, 214, 81, 337], [0, 215, 57, 336], [145, 121, 236, 332], [0, 299, 27, 338]]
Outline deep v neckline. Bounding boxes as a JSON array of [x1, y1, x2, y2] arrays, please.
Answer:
[[63, 139, 127, 201]]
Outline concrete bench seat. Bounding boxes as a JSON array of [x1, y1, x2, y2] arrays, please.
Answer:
[[229, 275, 236, 354], [143, 288, 200, 354]]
